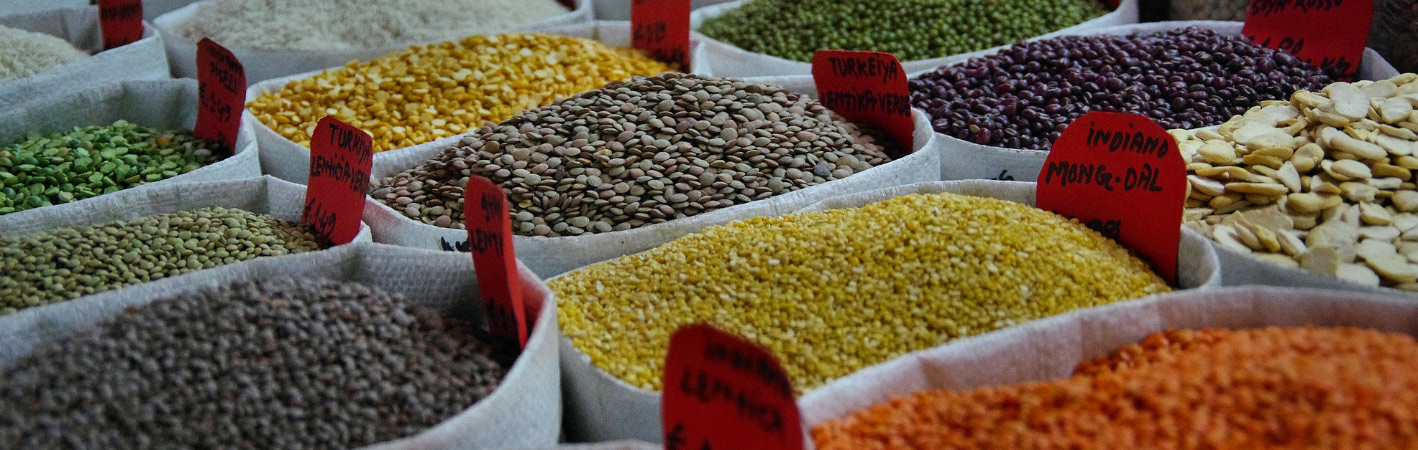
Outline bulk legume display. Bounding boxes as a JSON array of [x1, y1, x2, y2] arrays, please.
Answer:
[[247, 34, 673, 153], [911, 27, 1334, 150], [168, 0, 569, 51], [0, 206, 329, 314], [0, 276, 506, 449], [696, 0, 1109, 63], [0, 24, 88, 82], [371, 73, 895, 236], [813, 327, 1418, 449], [0, 120, 221, 215], [552, 192, 1170, 392], [1179, 74, 1418, 291]]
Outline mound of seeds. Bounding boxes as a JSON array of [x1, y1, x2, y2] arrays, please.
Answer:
[[0, 206, 328, 314], [697, 0, 1109, 63], [1, 120, 222, 214], [813, 327, 1418, 449], [247, 33, 673, 152], [1179, 74, 1418, 291], [552, 192, 1170, 392], [372, 73, 895, 236], [0, 277, 506, 449], [911, 27, 1334, 150], [0, 24, 89, 82]]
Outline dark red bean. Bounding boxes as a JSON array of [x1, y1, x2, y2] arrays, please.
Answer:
[[910, 27, 1335, 150]]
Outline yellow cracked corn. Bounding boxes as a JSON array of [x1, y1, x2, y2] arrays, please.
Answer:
[[246, 33, 673, 153], [551, 193, 1171, 393]]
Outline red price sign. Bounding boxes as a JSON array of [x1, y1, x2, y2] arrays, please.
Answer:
[[303, 116, 372, 246], [194, 39, 245, 155], [1242, 0, 1372, 79], [811, 50, 913, 158], [662, 324, 802, 450], [631, 0, 690, 68], [97, 0, 143, 50], [1036, 112, 1185, 284], [464, 176, 529, 349]]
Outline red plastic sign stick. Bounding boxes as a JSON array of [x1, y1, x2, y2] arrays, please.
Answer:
[[631, 0, 690, 68], [303, 116, 372, 246], [194, 39, 246, 155], [1242, 0, 1372, 79], [812, 50, 913, 157], [1036, 112, 1185, 284], [464, 176, 529, 348], [97, 0, 143, 50], [662, 324, 803, 450]]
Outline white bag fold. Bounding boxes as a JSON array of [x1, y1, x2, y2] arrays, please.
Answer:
[[248, 20, 706, 184], [799, 285, 1418, 428], [689, 0, 1140, 78], [153, 0, 594, 83], [0, 6, 169, 111], [927, 21, 1401, 183], [557, 179, 1221, 443], [591, 0, 735, 20], [364, 75, 941, 278], [0, 79, 260, 213], [0, 242, 560, 449]]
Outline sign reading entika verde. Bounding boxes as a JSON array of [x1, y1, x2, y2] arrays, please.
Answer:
[[303, 116, 372, 246], [662, 324, 802, 450], [463, 176, 529, 348], [631, 0, 690, 68], [194, 39, 245, 155], [1242, 0, 1373, 79], [97, 0, 143, 50], [811, 50, 913, 157], [1036, 111, 1185, 284]]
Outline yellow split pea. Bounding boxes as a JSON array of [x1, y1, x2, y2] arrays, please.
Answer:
[[552, 192, 1171, 393], [246, 33, 673, 152]]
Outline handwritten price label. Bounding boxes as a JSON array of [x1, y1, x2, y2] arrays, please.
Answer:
[[1036, 112, 1185, 284], [97, 0, 143, 50], [662, 324, 802, 450], [631, 0, 690, 68], [194, 39, 245, 155], [303, 117, 372, 246], [1242, 0, 1372, 79], [464, 176, 529, 348], [812, 50, 913, 158]]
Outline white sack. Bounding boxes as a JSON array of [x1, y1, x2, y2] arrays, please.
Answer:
[[689, 0, 1140, 78], [592, 0, 735, 20], [0, 0, 86, 16], [141, 0, 198, 20], [250, 21, 706, 184], [0, 79, 260, 210], [557, 179, 1221, 443], [799, 285, 1418, 428], [153, 0, 594, 83], [0, 6, 169, 110], [364, 76, 941, 278], [0, 175, 370, 243], [0, 242, 560, 449], [928, 21, 1402, 183]]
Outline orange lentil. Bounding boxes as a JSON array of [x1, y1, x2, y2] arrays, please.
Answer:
[[812, 327, 1418, 449]]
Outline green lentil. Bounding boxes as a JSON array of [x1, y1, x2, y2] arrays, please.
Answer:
[[0, 206, 329, 315], [697, 0, 1110, 63], [551, 192, 1171, 392], [0, 120, 222, 215]]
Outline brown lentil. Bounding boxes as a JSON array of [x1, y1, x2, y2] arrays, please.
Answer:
[[813, 327, 1418, 449], [371, 73, 896, 236], [0, 206, 329, 314], [551, 192, 1170, 392], [0, 276, 506, 449], [247, 33, 673, 153]]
